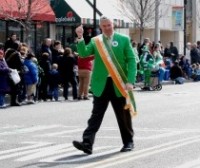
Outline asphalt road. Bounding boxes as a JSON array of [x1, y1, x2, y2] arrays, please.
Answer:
[[0, 82, 200, 168]]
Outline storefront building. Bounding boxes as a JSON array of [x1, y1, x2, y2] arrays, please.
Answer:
[[0, 0, 135, 52], [0, 0, 55, 52], [50, 0, 134, 47], [50, 0, 101, 47]]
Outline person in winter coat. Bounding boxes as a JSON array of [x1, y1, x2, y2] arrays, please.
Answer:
[[48, 63, 61, 101], [59, 47, 78, 100], [38, 52, 51, 101], [170, 61, 185, 84], [4, 42, 24, 106], [0, 50, 11, 108], [23, 53, 38, 103], [77, 55, 94, 100]]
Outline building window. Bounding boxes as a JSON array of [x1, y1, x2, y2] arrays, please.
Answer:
[[0, 20, 6, 44], [8, 21, 21, 41], [36, 22, 49, 51]]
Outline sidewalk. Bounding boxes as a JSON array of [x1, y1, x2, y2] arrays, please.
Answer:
[[2, 79, 195, 107], [134, 78, 194, 89]]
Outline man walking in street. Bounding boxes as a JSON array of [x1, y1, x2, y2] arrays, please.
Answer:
[[72, 16, 137, 154]]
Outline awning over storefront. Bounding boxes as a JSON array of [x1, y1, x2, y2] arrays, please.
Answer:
[[51, 0, 100, 26], [0, 0, 55, 22]]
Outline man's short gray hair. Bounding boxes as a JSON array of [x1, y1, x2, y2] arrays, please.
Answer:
[[100, 15, 113, 23]]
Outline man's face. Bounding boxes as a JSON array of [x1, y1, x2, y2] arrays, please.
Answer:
[[11, 35, 17, 41], [100, 19, 114, 37]]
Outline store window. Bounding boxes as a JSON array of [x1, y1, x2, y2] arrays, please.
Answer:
[[0, 20, 6, 44], [55, 26, 73, 47], [8, 21, 21, 41], [36, 22, 49, 51], [22, 24, 36, 51]]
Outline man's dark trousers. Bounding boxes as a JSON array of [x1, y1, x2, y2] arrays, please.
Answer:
[[82, 77, 134, 147]]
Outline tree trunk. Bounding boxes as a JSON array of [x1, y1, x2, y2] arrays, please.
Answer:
[[140, 23, 144, 44], [24, 22, 32, 46]]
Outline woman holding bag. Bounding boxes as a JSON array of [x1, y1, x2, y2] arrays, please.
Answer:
[[5, 42, 24, 106], [0, 50, 11, 108]]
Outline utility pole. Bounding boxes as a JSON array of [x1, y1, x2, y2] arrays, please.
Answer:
[[184, 0, 187, 55], [154, 0, 160, 44], [93, 0, 97, 36]]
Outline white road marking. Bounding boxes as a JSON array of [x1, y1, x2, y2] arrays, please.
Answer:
[[173, 158, 200, 168], [16, 143, 73, 161], [135, 131, 185, 140], [1, 125, 200, 167], [0, 125, 61, 136], [34, 128, 84, 137], [74, 135, 200, 168], [0, 142, 51, 155], [0, 143, 72, 161], [63, 148, 119, 163], [40, 146, 113, 163], [93, 138, 200, 168]]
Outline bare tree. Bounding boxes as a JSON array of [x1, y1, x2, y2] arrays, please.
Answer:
[[118, 0, 162, 43], [194, 0, 200, 27], [0, 0, 53, 44]]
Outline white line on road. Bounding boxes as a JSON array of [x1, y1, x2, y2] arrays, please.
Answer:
[[34, 128, 84, 137], [0, 143, 72, 161], [0, 125, 61, 136], [73, 135, 200, 168], [135, 131, 185, 140], [173, 158, 200, 168], [0, 142, 51, 155], [40, 146, 113, 163], [16, 143, 73, 161]]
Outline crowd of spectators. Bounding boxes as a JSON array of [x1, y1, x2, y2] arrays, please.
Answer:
[[1, 33, 200, 108], [133, 38, 200, 88], [0, 33, 93, 108]]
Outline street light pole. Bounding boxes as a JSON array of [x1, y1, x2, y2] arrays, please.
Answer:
[[184, 0, 187, 55], [93, 0, 97, 36]]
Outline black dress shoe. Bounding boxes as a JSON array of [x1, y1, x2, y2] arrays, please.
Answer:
[[120, 143, 134, 152], [72, 141, 92, 155]]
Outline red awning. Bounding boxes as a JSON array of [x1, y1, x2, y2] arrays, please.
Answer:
[[0, 0, 55, 22]]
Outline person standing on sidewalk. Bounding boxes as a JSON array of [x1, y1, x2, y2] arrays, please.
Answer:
[[77, 55, 94, 100], [0, 50, 11, 108], [72, 16, 137, 154]]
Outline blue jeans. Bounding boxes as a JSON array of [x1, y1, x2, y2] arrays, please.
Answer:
[[49, 86, 59, 101], [0, 94, 5, 106], [159, 67, 165, 82]]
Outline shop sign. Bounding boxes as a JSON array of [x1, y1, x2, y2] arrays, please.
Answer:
[[56, 11, 76, 23]]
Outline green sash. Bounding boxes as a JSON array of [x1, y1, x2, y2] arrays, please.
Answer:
[[102, 36, 137, 114]]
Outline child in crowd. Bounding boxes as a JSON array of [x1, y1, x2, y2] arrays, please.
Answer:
[[191, 63, 200, 81], [23, 53, 38, 104], [48, 63, 60, 101]]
